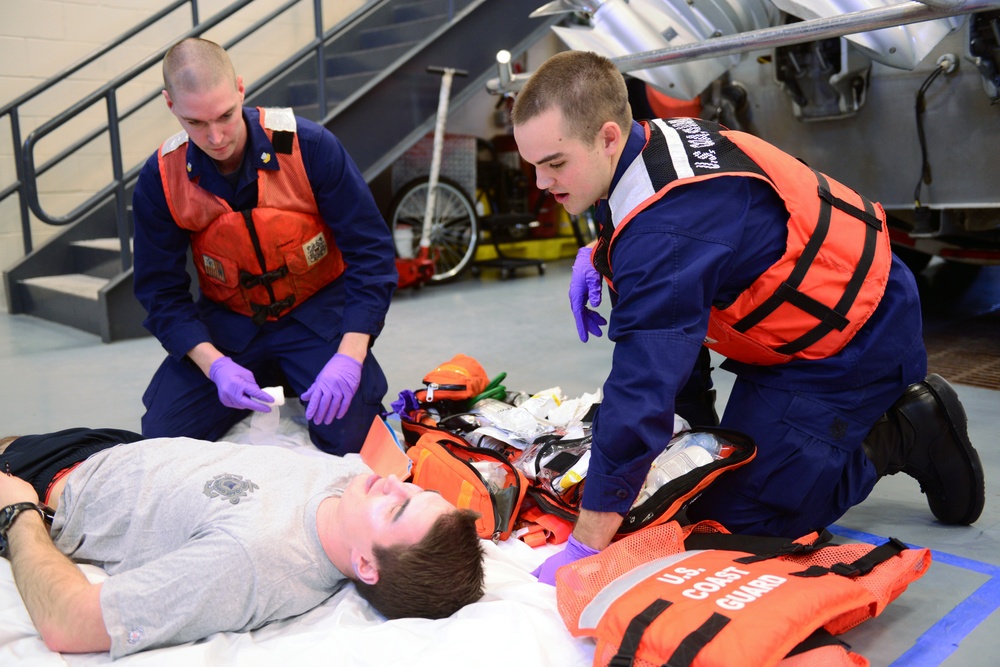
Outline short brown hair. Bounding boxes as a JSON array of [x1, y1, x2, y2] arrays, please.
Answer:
[[511, 50, 632, 144], [162, 37, 236, 97], [354, 509, 484, 619]]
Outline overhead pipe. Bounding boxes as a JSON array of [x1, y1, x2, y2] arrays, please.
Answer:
[[488, 0, 1000, 94]]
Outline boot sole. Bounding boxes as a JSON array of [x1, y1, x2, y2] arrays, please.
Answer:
[[923, 374, 986, 524]]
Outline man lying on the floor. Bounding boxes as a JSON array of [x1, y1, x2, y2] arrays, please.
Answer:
[[0, 428, 484, 659]]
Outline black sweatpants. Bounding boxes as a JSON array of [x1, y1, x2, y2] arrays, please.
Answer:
[[1, 428, 143, 500]]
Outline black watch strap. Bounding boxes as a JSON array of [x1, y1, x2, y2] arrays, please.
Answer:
[[0, 502, 54, 557]]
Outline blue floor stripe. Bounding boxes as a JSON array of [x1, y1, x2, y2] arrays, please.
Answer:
[[830, 524, 1000, 667]]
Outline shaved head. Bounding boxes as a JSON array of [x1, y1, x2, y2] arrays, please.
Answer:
[[162, 38, 237, 97]]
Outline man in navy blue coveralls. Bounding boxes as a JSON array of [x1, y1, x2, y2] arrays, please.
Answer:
[[132, 38, 397, 454], [511, 51, 985, 583]]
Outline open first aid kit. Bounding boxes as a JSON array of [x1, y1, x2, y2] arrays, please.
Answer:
[[364, 354, 757, 545], [519, 427, 756, 543]]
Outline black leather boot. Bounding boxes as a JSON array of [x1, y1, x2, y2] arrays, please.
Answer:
[[863, 374, 985, 525]]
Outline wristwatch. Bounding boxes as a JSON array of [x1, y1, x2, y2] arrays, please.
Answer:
[[0, 502, 55, 559]]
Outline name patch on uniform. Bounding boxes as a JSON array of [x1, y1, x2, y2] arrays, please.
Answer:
[[202, 255, 226, 283], [303, 232, 328, 266], [203, 473, 259, 504]]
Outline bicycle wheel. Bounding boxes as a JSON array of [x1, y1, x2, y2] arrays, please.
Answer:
[[388, 176, 478, 284]]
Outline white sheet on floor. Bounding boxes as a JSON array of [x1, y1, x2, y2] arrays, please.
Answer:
[[0, 404, 594, 667]]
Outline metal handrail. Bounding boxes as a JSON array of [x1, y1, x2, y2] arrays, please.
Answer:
[[1, 0, 201, 257], [489, 0, 1000, 94], [4, 0, 381, 268]]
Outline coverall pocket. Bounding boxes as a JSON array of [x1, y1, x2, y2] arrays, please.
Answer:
[[754, 392, 869, 514]]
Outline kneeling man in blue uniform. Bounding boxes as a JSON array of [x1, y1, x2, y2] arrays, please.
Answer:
[[132, 38, 398, 455], [509, 50, 985, 582]]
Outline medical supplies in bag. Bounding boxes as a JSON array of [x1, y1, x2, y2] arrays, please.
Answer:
[[517, 427, 756, 543], [382, 354, 755, 546]]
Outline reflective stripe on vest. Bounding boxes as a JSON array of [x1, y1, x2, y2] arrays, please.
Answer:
[[593, 118, 892, 365], [557, 522, 930, 667], [157, 107, 344, 323]]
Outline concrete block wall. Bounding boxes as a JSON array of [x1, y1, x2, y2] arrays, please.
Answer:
[[0, 0, 367, 275]]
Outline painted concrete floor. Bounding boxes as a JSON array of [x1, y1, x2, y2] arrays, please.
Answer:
[[1, 258, 997, 666]]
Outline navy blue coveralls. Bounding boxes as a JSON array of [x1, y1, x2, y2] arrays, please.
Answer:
[[582, 120, 927, 537], [132, 108, 397, 455]]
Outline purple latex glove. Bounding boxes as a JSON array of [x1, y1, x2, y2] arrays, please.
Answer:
[[301, 353, 363, 425], [531, 535, 601, 586], [208, 357, 274, 412], [569, 247, 607, 342], [390, 389, 421, 419]]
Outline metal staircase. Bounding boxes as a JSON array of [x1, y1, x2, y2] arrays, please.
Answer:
[[3, 0, 557, 342]]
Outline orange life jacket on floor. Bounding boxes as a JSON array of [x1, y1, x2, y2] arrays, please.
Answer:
[[557, 521, 930, 667], [158, 107, 345, 324], [592, 118, 892, 365]]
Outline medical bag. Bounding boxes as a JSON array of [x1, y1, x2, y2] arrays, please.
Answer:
[[413, 353, 490, 403], [387, 354, 757, 547], [407, 431, 528, 542], [516, 427, 756, 545]]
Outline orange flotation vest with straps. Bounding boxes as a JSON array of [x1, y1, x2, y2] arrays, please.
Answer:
[[557, 521, 930, 667], [158, 107, 345, 324], [592, 118, 892, 365]]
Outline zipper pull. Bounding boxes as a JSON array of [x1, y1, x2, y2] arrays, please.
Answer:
[[426, 382, 438, 402]]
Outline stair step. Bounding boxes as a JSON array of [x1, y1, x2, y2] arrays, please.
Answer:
[[20, 273, 107, 300], [71, 237, 132, 252]]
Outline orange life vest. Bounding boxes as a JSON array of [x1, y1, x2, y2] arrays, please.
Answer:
[[557, 521, 930, 667], [592, 118, 892, 365], [158, 107, 345, 324]]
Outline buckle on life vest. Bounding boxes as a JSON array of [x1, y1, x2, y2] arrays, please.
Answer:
[[829, 562, 863, 578], [240, 266, 289, 289], [250, 295, 296, 325]]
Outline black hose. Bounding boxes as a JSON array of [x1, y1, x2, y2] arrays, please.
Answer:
[[913, 64, 947, 206]]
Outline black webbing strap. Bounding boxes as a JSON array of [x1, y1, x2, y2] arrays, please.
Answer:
[[609, 599, 673, 667], [732, 170, 832, 334], [239, 266, 289, 289], [817, 184, 883, 229], [785, 628, 852, 658], [733, 169, 883, 356], [776, 174, 882, 355], [770, 283, 851, 332], [792, 537, 909, 579], [249, 295, 295, 325], [643, 121, 680, 191], [662, 613, 732, 667], [685, 528, 834, 561]]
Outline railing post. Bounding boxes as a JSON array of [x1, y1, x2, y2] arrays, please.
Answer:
[[9, 111, 32, 255], [314, 0, 327, 118], [105, 92, 132, 270]]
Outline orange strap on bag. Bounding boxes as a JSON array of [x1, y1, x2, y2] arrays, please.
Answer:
[[414, 354, 489, 402], [517, 504, 574, 546]]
